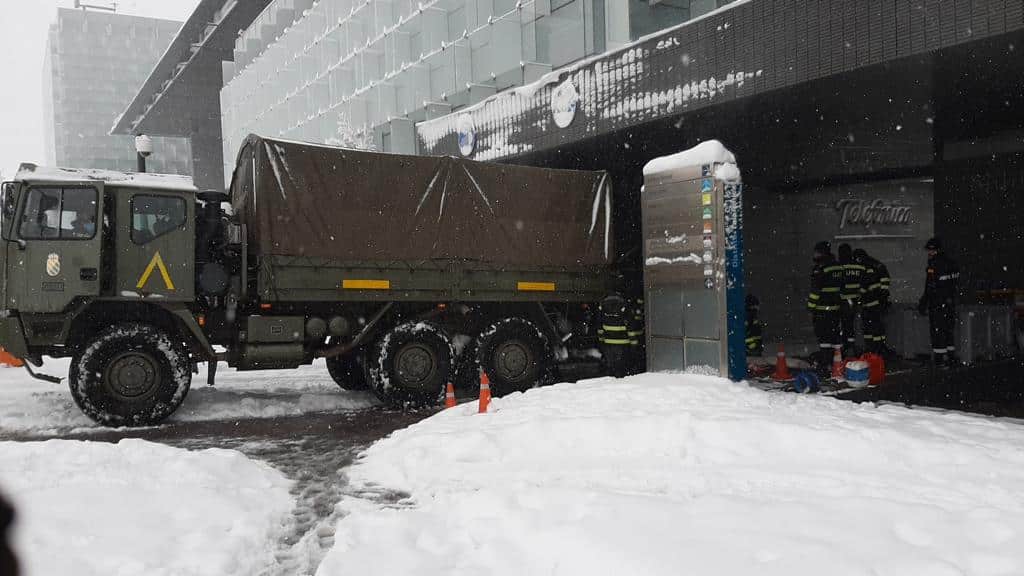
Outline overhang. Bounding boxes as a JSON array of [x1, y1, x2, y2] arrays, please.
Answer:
[[111, 0, 271, 137]]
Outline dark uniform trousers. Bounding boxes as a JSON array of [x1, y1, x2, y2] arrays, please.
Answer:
[[807, 258, 845, 363], [919, 254, 960, 363]]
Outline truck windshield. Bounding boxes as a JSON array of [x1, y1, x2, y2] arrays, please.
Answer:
[[1, 182, 17, 240], [18, 186, 98, 240]]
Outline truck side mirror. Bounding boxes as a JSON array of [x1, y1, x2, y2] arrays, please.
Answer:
[[1, 182, 18, 242]]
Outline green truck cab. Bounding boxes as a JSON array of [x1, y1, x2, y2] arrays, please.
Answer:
[[1, 137, 618, 427]]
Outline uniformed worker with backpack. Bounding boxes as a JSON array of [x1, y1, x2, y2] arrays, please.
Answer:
[[806, 241, 845, 366], [745, 294, 764, 357], [853, 248, 891, 354], [918, 237, 960, 365], [837, 243, 865, 353], [598, 293, 631, 378]]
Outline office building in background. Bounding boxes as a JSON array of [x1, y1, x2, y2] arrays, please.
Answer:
[[42, 6, 191, 174]]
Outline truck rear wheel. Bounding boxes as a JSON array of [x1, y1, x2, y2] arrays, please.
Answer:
[[369, 322, 453, 408], [476, 318, 551, 396], [69, 323, 191, 427], [325, 351, 369, 391]]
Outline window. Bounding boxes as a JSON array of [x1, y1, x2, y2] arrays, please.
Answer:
[[18, 187, 98, 240], [131, 195, 186, 245]]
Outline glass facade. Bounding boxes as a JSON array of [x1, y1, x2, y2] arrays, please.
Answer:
[[220, 0, 739, 177], [43, 9, 192, 175], [629, 0, 734, 40]]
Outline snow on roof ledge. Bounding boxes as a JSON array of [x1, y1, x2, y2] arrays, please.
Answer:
[[15, 163, 198, 192], [642, 140, 740, 181]]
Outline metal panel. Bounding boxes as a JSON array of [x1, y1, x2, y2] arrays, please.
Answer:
[[642, 156, 745, 380], [246, 316, 304, 343]]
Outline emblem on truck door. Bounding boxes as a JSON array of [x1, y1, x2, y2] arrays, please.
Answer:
[[136, 251, 176, 291], [46, 253, 61, 277]]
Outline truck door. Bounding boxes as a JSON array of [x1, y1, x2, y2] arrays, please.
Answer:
[[9, 183, 103, 313], [116, 190, 194, 301]]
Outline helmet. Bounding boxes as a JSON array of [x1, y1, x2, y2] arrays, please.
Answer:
[[837, 243, 852, 260], [852, 248, 868, 260], [924, 237, 941, 250], [813, 240, 831, 254], [602, 293, 624, 307]]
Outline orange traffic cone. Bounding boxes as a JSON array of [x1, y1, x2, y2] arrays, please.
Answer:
[[772, 344, 793, 381], [831, 346, 845, 380], [444, 382, 457, 409], [478, 371, 492, 414], [0, 347, 23, 368]]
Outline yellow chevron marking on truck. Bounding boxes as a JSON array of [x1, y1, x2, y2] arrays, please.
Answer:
[[136, 252, 175, 291], [517, 281, 556, 292], [342, 279, 391, 290]]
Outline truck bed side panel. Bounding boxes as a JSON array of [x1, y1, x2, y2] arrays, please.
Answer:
[[230, 136, 613, 270]]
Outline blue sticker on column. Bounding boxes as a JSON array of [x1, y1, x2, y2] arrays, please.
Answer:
[[701, 179, 713, 192], [723, 182, 746, 381]]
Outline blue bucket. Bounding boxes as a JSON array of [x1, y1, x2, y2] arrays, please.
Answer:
[[793, 371, 820, 394]]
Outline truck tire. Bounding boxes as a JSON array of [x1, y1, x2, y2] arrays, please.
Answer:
[[476, 317, 551, 396], [369, 322, 454, 408], [326, 352, 369, 391], [69, 323, 191, 427]]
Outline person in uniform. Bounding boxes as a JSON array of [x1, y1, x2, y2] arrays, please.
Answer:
[[853, 248, 890, 354], [918, 237, 960, 365], [806, 241, 845, 366], [598, 293, 631, 378], [837, 243, 865, 354], [744, 294, 764, 357], [627, 296, 646, 374]]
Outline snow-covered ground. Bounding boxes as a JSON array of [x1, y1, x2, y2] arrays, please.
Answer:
[[318, 373, 1024, 576], [0, 359, 377, 434], [0, 438, 293, 576]]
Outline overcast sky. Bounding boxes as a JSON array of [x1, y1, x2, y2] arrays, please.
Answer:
[[0, 0, 201, 179]]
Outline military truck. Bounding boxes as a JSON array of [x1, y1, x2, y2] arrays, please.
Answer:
[[0, 135, 615, 426]]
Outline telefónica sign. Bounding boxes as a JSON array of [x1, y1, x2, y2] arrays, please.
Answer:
[[835, 198, 913, 228]]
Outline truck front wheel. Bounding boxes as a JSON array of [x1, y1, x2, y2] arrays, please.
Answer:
[[69, 323, 192, 427], [369, 322, 453, 407], [325, 351, 369, 391], [476, 318, 551, 396]]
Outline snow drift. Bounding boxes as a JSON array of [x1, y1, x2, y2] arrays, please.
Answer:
[[0, 439, 293, 576], [318, 373, 1024, 576]]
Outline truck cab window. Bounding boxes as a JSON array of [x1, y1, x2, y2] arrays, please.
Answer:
[[132, 195, 185, 244], [18, 187, 98, 240]]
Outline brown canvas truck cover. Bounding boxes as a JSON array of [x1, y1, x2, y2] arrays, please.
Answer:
[[229, 135, 613, 268]]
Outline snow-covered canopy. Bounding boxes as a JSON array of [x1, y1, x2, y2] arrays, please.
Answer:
[[642, 140, 739, 181], [14, 163, 197, 192]]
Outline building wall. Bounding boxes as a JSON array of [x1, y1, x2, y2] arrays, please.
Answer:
[[217, 0, 735, 182], [416, 0, 1023, 160], [43, 8, 191, 175]]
